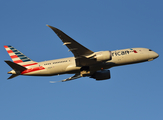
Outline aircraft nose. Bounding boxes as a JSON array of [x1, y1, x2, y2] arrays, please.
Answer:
[[151, 51, 159, 59], [155, 52, 159, 59]]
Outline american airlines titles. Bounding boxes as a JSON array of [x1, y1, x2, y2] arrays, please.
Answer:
[[112, 50, 136, 57]]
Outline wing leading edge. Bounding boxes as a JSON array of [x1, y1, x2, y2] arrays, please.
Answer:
[[47, 25, 94, 58]]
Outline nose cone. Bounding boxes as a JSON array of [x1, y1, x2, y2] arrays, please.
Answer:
[[154, 52, 159, 59], [151, 51, 159, 59]]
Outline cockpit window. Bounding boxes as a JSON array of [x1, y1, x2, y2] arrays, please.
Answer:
[[149, 49, 153, 51]]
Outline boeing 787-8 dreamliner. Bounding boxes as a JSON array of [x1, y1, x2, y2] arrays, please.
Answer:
[[4, 25, 159, 82]]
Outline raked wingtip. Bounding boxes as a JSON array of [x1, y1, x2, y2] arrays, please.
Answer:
[[46, 24, 53, 29]]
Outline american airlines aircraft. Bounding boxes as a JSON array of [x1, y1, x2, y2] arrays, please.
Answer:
[[4, 25, 159, 82]]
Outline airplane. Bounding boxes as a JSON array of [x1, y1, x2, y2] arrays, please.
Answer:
[[4, 25, 159, 82]]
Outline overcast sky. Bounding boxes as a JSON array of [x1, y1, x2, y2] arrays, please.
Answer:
[[0, 0, 163, 120]]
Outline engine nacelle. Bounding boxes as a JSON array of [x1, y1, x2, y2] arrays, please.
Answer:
[[90, 70, 111, 80], [95, 51, 112, 62]]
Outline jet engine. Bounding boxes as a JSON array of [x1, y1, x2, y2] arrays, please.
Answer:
[[94, 51, 112, 62], [90, 70, 111, 80]]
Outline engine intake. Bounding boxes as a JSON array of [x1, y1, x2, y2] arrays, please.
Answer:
[[94, 51, 112, 62], [90, 70, 111, 80]]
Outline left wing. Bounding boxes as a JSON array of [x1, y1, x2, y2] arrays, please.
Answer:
[[47, 25, 94, 58]]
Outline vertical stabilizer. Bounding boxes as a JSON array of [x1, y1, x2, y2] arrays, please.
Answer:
[[4, 45, 38, 67]]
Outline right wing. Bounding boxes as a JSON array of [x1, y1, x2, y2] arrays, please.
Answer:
[[50, 73, 82, 83], [62, 73, 82, 82], [47, 25, 94, 58]]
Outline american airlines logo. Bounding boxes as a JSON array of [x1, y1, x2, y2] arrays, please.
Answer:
[[112, 49, 137, 57]]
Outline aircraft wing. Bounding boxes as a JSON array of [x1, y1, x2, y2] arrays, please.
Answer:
[[47, 25, 94, 58], [50, 73, 82, 83], [62, 73, 82, 82]]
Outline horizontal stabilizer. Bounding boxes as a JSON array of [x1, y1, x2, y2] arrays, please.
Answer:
[[5, 60, 27, 71], [8, 74, 19, 79]]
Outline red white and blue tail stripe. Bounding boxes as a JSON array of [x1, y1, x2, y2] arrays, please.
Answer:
[[4, 45, 38, 67]]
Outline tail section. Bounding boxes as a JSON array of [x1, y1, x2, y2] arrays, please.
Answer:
[[7, 74, 19, 79], [4, 45, 38, 67], [5, 60, 27, 71], [5, 60, 27, 79], [4, 45, 39, 79]]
